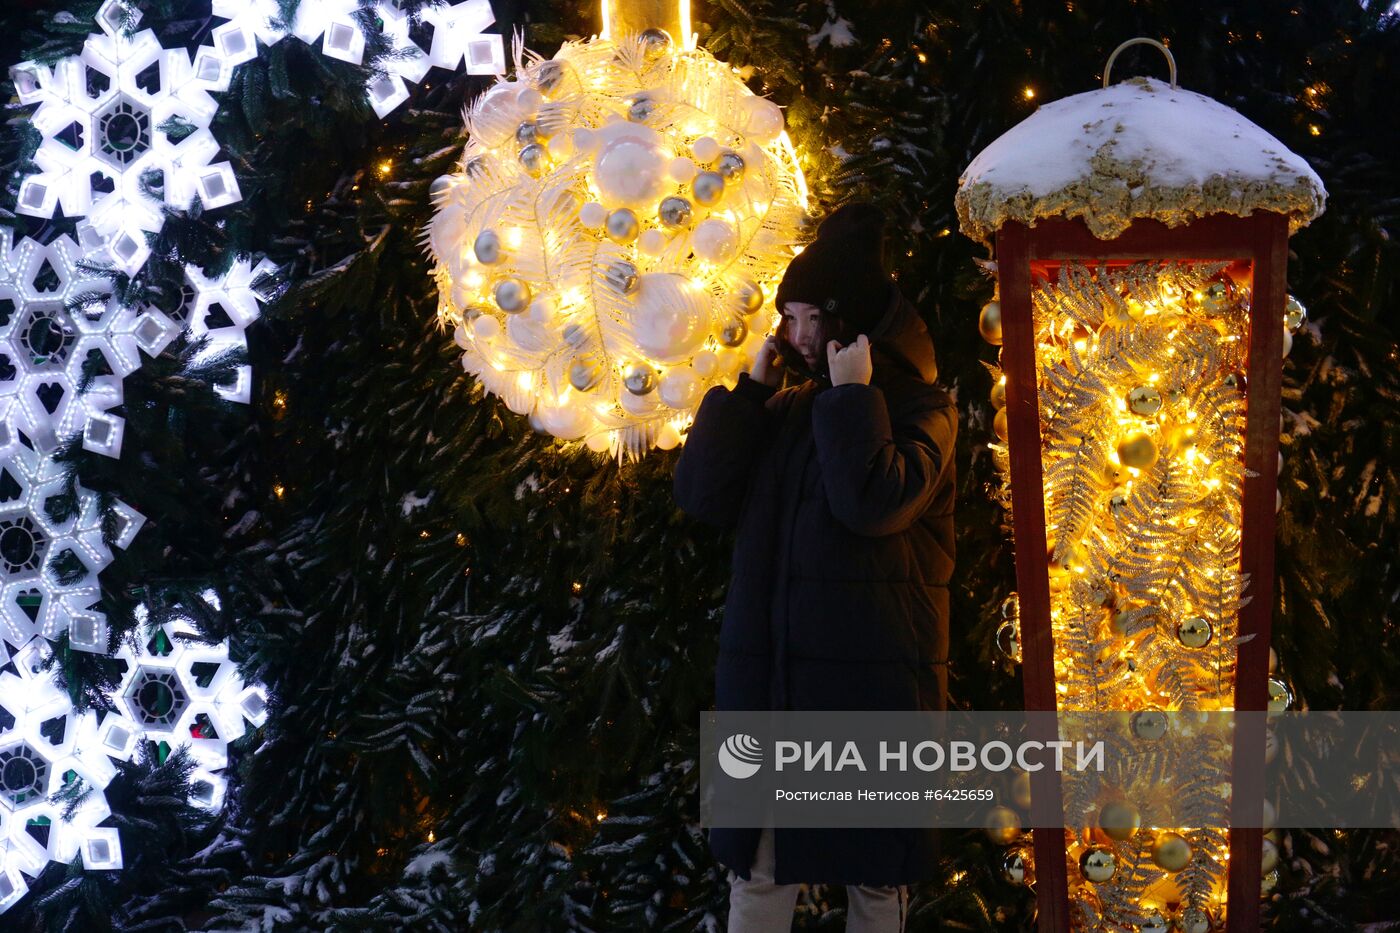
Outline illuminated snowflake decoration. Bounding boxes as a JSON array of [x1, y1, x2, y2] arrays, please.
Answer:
[[0, 638, 128, 913], [138, 257, 278, 405], [11, 28, 242, 275], [208, 0, 505, 117], [112, 614, 270, 814], [0, 443, 143, 652], [0, 227, 184, 458]]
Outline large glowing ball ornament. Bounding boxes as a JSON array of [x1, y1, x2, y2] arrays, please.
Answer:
[[428, 30, 809, 457]]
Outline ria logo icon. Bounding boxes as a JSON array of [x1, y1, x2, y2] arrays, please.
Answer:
[[718, 733, 763, 779]]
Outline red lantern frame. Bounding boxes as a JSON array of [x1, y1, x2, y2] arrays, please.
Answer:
[[994, 212, 1288, 932]]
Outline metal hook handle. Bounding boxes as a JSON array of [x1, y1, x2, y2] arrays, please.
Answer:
[[1103, 38, 1177, 89]]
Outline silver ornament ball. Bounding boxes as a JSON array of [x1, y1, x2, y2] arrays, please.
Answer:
[[474, 229, 504, 264], [494, 277, 532, 314], [719, 316, 748, 348], [658, 196, 694, 229], [605, 208, 640, 244], [692, 170, 725, 207], [516, 121, 541, 145], [638, 27, 673, 60], [622, 362, 657, 395], [1284, 294, 1308, 333], [518, 143, 547, 176], [627, 94, 658, 123], [569, 358, 602, 392], [716, 150, 745, 181], [604, 260, 639, 295], [734, 277, 764, 315]]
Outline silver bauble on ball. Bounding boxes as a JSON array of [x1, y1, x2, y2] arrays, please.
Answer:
[[1002, 850, 1031, 885], [719, 316, 748, 348], [494, 277, 532, 314], [1268, 678, 1292, 712], [622, 362, 657, 395], [995, 620, 1021, 663], [627, 94, 658, 122], [604, 260, 639, 295], [658, 196, 694, 229], [462, 156, 487, 177], [1195, 280, 1232, 315], [605, 208, 640, 244], [516, 121, 541, 145], [692, 170, 725, 207], [717, 150, 745, 181], [519, 143, 547, 176], [429, 175, 453, 198], [734, 277, 764, 315], [474, 229, 504, 264], [638, 27, 672, 60], [1127, 385, 1163, 417], [979, 300, 1003, 345], [1284, 294, 1308, 333], [1178, 907, 1213, 933], [569, 358, 602, 392], [536, 60, 567, 96]]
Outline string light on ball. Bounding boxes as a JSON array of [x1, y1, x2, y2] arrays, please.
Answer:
[[427, 4, 809, 457]]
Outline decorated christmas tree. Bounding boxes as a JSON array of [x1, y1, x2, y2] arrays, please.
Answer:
[[0, 0, 1396, 930]]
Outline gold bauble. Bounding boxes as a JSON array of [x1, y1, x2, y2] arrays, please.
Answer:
[[1098, 800, 1141, 841], [1002, 848, 1033, 885], [1151, 831, 1192, 872], [1108, 485, 1131, 520], [1284, 294, 1308, 333], [979, 300, 1003, 345], [1000, 594, 1020, 621], [1109, 607, 1135, 637], [993, 407, 1009, 442], [1267, 678, 1292, 713], [1117, 432, 1159, 470], [983, 805, 1021, 845], [1193, 280, 1232, 315], [1127, 385, 1163, 417], [1078, 846, 1117, 883], [1010, 770, 1033, 810], [1139, 912, 1169, 933], [989, 378, 1006, 409], [718, 316, 748, 348], [1269, 645, 1278, 674], [1261, 837, 1280, 873], [1131, 710, 1168, 741], [995, 620, 1021, 663], [1262, 869, 1280, 893], [1222, 370, 1248, 392], [1178, 907, 1213, 933], [1177, 616, 1213, 649], [733, 277, 764, 315]]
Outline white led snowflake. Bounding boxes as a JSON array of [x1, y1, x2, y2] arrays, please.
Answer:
[[0, 442, 143, 653], [112, 615, 270, 814], [11, 28, 241, 275], [208, 0, 505, 117], [0, 227, 186, 459], [0, 638, 127, 914], [137, 257, 277, 405]]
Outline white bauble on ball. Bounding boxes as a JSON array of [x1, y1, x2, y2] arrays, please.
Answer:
[[592, 125, 670, 208], [630, 273, 711, 363], [620, 387, 660, 415], [515, 86, 543, 115], [658, 367, 702, 409], [692, 219, 738, 263], [572, 127, 599, 153], [507, 313, 555, 353], [536, 402, 592, 440], [579, 202, 608, 229], [692, 136, 721, 164], [742, 96, 784, 141], [638, 229, 667, 256], [472, 314, 503, 341], [469, 81, 526, 147], [692, 350, 719, 379], [655, 422, 681, 450], [585, 432, 611, 453], [668, 155, 698, 182], [429, 201, 467, 262]]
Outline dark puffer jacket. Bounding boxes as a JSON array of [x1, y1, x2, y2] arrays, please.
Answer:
[[674, 284, 957, 886]]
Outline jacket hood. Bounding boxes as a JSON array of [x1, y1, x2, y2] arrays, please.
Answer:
[[867, 284, 939, 384]]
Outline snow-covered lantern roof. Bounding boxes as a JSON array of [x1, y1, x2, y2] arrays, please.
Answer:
[[955, 40, 1321, 933], [955, 41, 1326, 245]]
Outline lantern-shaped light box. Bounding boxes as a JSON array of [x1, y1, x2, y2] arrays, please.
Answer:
[[956, 41, 1324, 932]]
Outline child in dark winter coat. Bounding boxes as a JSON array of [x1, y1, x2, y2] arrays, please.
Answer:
[[674, 203, 957, 932]]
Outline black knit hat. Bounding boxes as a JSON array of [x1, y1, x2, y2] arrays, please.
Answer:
[[774, 202, 891, 338]]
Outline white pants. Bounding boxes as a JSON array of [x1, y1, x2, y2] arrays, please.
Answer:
[[726, 828, 909, 932]]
